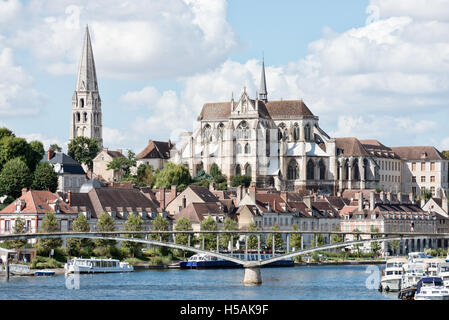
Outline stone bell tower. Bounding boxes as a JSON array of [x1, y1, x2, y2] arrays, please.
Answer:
[[70, 25, 103, 149]]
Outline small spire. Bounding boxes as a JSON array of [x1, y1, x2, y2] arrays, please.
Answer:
[[259, 55, 267, 102]]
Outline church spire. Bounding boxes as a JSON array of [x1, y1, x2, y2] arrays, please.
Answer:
[[259, 55, 268, 102], [76, 25, 98, 92]]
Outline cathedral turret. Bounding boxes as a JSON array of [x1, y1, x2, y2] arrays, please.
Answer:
[[70, 25, 103, 149], [259, 57, 268, 102]]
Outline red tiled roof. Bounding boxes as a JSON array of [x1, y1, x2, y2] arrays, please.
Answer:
[[1, 190, 76, 214]]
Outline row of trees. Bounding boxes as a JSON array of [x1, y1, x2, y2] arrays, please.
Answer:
[[0, 128, 59, 206]]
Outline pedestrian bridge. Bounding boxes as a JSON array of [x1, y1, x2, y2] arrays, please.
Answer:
[[1, 231, 448, 285]]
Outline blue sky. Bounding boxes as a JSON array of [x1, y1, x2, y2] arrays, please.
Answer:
[[1, 0, 449, 154]]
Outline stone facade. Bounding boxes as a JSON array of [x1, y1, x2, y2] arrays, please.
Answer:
[[70, 26, 103, 149]]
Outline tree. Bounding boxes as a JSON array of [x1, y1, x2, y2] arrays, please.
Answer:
[[28, 140, 45, 172], [67, 214, 93, 256], [95, 212, 116, 248], [247, 222, 260, 250], [174, 217, 195, 246], [150, 215, 170, 255], [0, 127, 14, 141], [352, 228, 363, 257], [123, 214, 144, 258], [443, 150, 449, 160], [0, 136, 31, 171], [370, 226, 381, 257], [421, 188, 433, 202], [200, 216, 218, 251], [266, 224, 283, 252], [107, 150, 136, 179], [38, 213, 62, 254], [136, 164, 155, 187], [290, 224, 302, 251], [331, 225, 343, 244], [31, 162, 58, 192], [209, 164, 221, 179], [311, 233, 325, 247], [50, 144, 62, 152], [0, 158, 32, 199], [68, 136, 99, 171], [220, 218, 239, 249], [390, 240, 400, 256], [5, 218, 27, 249], [154, 162, 191, 189], [231, 174, 251, 187]]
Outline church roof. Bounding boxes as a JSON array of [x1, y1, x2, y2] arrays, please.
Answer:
[[360, 140, 400, 159], [76, 25, 98, 92], [335, 137, 370, 157], [197, 99, 314, 121], [44, 152, 86, 175]]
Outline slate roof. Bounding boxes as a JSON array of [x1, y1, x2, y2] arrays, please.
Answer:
[[188, 186, 220, 203], [391, 146, 448, 161], [360, 140, 400, 159], [44, 152, 86, 175], [136, 140, 174, 160]]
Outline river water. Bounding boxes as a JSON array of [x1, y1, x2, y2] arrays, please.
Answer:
[[0, 265, 397, 300]]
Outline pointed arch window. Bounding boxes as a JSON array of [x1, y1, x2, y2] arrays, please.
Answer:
[[287, 160, 299, 180], [245, 164, 252, 177], [235, 164, 241, 175], [217, 123, 224, 140], [319, 160, 326, 180], [236, 121, 250, 139], [80, 98, 84, 108], [203, 124, 212, 142], [266, 129, 270, 157], [307, 159, 315, 180], [278, 123, 286, 140], [236, 143, 242, 154], [76, 112, 81, 122], [363, 158, 369, 180], [293, 123, 300, 141], [304, 124, 311, 141], [353, 160, 360, 181], [83, 112, 88, 122], [245, 143, 251, 154]]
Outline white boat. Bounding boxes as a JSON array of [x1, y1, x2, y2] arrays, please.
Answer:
[[437, 262, 449, 287], [414, 277, 449, 300], [425, 258, 445, 277], [380, 257, 407, 292], [64, 257, 133, 274], [401, 261, 428, 289]]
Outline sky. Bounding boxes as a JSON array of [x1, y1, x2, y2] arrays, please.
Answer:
[[1, 0, 449, 155]]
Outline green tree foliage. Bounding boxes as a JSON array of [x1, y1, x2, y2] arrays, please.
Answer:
[[136, 164, 155, 187], [67, 214, 93, 256], [220, 218, 239, 249], [247, 222, 260, 250], [331, 225, 343, 244], [200, 216, 218, 250], [95, 212, 116, 248], [150, 215, 170, 255], [107, 150, 136, 179], [68, 136, 99, 171], [31, 162, 58, 192], [421, 188, 433, 202], [38, 213, 63, 253], [390, 240, 400, 256], [290, 224, 302, 251], [5, 218, 27, 249], [0, 127, 14, 141], [231, 174, 251, 188], [352, 228, 363, 256], [266, 224, 283, 251], [50, 144, 62, 152], [443, 151, 449, 160], [154, 162, 191, 190], [174, 217, 195, 246], [0, 158, 32, 199], [311, 233, 325, 247], [123, 214, 144, 257], [209, 164, 221, 178], [28, 140, 45, 172], [209, 164, 228, 190]]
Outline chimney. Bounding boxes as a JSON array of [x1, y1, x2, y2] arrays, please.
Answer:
[[386, 192, 392, 203], [443, 197, 448, 214], [117, 149, 123, 155], [47, 149, 55, 161], [209, 182, 215, 191], [237, 185, 242, 203], [420, 198, 426, 208], [67, 190, 72, 206], [380, 191, 385, 203], [169, 185, 178, 203], [249, 184, 256, 202], [273, 199, 277, 212], [303, 196, 312, 209], [103, 148, 108, 153], [159, 188, 166, 209], [182, 196, 187, 209], [397, 192, 402, 204], [369, 192, 375, 211], [409, 192, 415, 204], [22, 188, 27, 196], [358, 192, 363, 211]]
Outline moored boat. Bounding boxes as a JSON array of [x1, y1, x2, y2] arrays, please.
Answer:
[[414, 277, 449, 300], [379, 257, 407, 292], [438, 262, 449, 287], [64, 257, 134, 274]]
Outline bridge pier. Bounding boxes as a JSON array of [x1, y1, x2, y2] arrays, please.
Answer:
[[243, 266, 262, 286]]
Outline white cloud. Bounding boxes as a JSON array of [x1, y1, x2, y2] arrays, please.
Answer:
[[103, 126, 127, 150], [20, 132, 64, 151], [7, 0, 237, 79], [0, 47, 45, 117], [370, 0, 449, 21]]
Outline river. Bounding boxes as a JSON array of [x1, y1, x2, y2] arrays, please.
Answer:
[[0, 265, 397, 300]]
